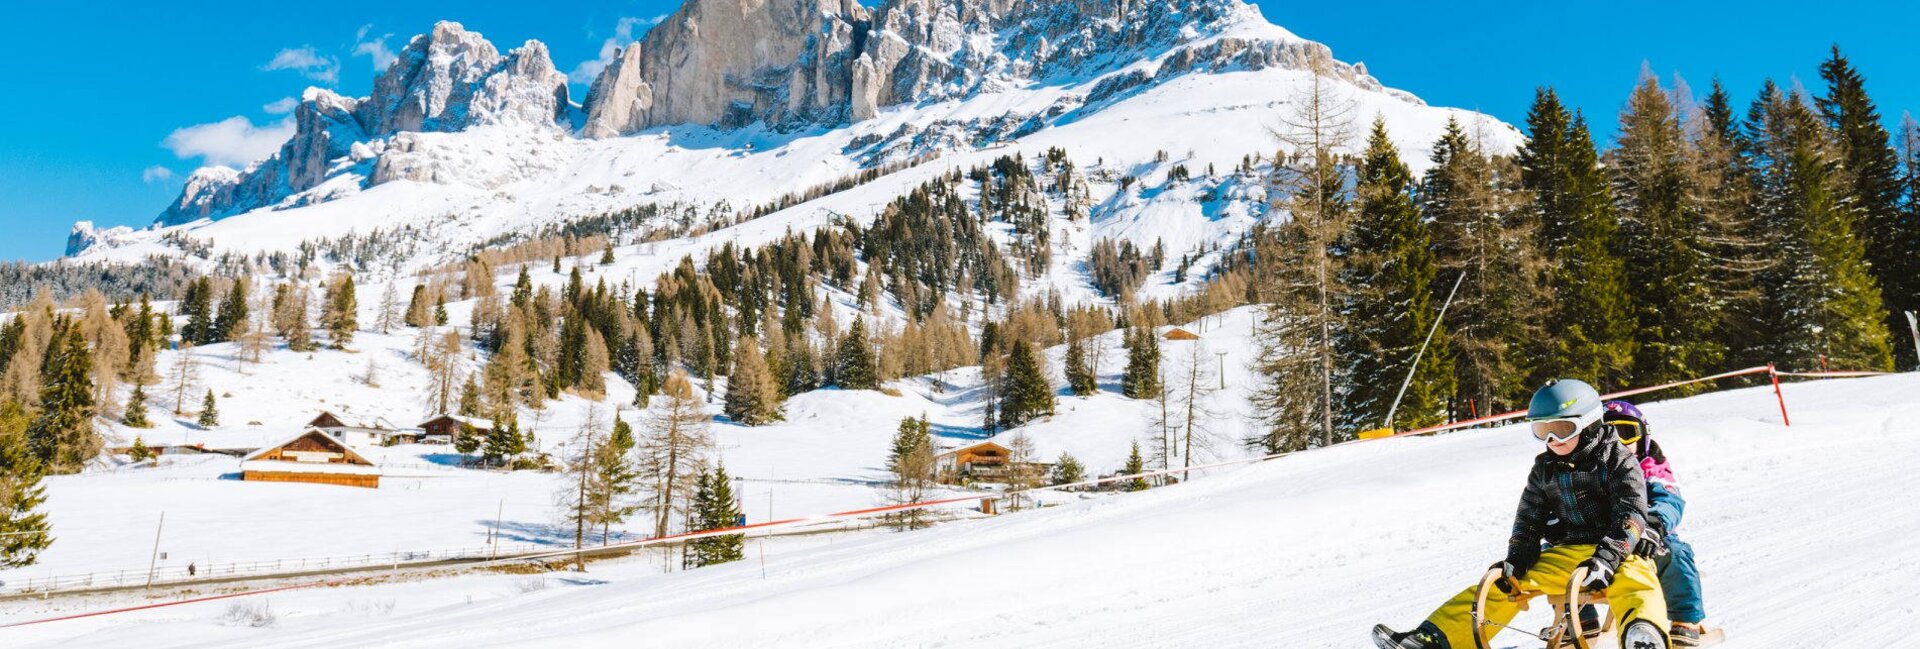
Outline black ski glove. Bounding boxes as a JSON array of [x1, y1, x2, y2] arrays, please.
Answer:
[[1577, 556, 1617, 591], [1632, 523, 1667, 558], [1490, 560, 1524, 595]]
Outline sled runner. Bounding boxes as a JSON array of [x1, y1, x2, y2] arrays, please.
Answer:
[[1466, 566, 1721, 649]]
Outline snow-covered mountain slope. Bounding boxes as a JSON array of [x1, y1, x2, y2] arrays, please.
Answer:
[[65, 0, 1520, 281], [6, 363, 1914, 646]]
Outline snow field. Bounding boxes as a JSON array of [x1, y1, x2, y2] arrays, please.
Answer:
[[7, 364, 1912, 646]]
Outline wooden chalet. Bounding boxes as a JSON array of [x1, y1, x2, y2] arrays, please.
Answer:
[[1163, 328, 1201, 341], [934, 441, 1051, 483], [418, 414, 493, 444], [241, 429, 381, 488], [323, 426, 419, 447], [306, 411, 349, 429]]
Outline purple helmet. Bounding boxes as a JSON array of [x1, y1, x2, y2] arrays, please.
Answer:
[[1602, 400, 1645, 423], [1602, 400, 1655, 456]]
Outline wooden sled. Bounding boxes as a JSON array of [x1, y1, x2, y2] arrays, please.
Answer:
[[1470, 565, 1726, 648], [1469, 566, 1616, 649]]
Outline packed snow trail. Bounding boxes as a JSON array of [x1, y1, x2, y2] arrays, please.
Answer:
[[4, 374, 1916, 647]]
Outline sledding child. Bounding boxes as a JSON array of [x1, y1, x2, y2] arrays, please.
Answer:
[[1373, 379, 1671, 649], [1602, 400, 1709, 646]]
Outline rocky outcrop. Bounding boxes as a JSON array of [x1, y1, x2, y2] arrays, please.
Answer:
[[577, 0, 1370, 137], [359, 23, 570, 134], [582, 0, 867, 138], [157, 22, 571, 226], [146, 1, 1416, 232]]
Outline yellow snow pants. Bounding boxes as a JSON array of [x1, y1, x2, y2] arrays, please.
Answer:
[[1424, 545, 1669, 648]]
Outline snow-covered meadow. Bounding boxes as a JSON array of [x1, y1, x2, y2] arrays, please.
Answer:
[[5, 362, 1913, 646]]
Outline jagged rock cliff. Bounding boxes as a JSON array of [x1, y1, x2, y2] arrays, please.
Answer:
[[159, 22, 571, 226], [147, 0, 1422, 233]]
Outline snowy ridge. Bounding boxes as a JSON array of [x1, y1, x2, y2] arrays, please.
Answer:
[[65, 0, 1521, 287]]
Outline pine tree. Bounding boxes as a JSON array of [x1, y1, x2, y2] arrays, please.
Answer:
[[1819, 47, 1916, 369], [122, 384, 152, 428], [212, 278, 249, 343], [1692, 79, 1775, 371], [26, 326, 98, 472], [1749, 82, 1894, 370], [639, 370, 712, 537], [325, 274, 358, 348], [834, 316, 878, 390], [0, 399, 53, 567], [1518, 89, 1635, 387], [1121, 327, 1161, 399], [197, 389, 219, 427], [999, 340, 1054, 429], [1337, 117, 1453, 431], [1254, 53, 1356, 449], [782, 335, 817, 396], [453, 425, 481, 455], [1051, 452, 1084, 486], [883, 415, 935, 529], [687, 463, 744, 566], [723, 337, 781, 425], [1064, 337, 1096, 396], [1610, 74, 1725, 387], [376, 283, 401, 334], [404, 285, 431, 328], [282, 285, 316, 352], [483, 416, 526, 468], [1423, 117, 1546, 421], [129, 435, 153, 462], [1122, 440, 1148, 492], [611, 415, 635, 452], [458, 376, 482, 417], [587, 420, 641, 545], [179, 278, 214, 345]]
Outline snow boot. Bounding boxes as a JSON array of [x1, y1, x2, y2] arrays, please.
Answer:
[[1550, 606, 1604, 648], [1577, 604, 1602, 639], [1372, 623, 1448, 649], [1621, 619, 1669, 649], [1669, 622, 1704, 647]]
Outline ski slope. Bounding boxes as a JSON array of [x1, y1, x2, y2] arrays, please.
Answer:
[[4, 368, 1914, 646]]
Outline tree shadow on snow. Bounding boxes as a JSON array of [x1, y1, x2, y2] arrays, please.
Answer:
[[421, 453, 473, 468], [931, 422, 990, 441], [488, 520, 575, 546]]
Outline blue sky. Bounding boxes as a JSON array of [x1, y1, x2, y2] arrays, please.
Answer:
[[2, 0, 1915, 262]]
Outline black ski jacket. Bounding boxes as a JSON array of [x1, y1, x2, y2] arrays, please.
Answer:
[[1504, 426, 1649, 576]]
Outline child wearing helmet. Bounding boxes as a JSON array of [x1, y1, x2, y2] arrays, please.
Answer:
[[1374, 379, 1671, 649], [1602, 400, 1709, 646]]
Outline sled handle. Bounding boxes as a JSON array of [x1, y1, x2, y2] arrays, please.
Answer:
[[1566, 567, 1594, 649]]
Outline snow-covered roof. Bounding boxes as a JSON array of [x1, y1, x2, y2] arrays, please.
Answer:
[[936, 441, 1010, 458], [239, 459, 381, 475], [242, 428, 378, 467], [419, 413, 492, 430], [322, 426, 416, 436]]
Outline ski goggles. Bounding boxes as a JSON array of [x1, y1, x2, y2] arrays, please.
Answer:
[[1530, 408, 1603, 444], [1609, 420, 1645, 445], [1531, 419, 1585, 443]]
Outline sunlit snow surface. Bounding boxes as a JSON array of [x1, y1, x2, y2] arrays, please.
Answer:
[[4, 307, 1916, 647]]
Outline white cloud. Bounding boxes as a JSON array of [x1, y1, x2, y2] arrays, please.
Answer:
[[568, 15, 666, 84], [353, 25, 398, 71], [141, 166, 174, 183], [162, 116, 297, 168], [262, 46, 339, 84], [262, 97, 300, 114]]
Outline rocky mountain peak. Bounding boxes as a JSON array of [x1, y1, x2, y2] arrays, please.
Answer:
[[357, 21, 570, 135]]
